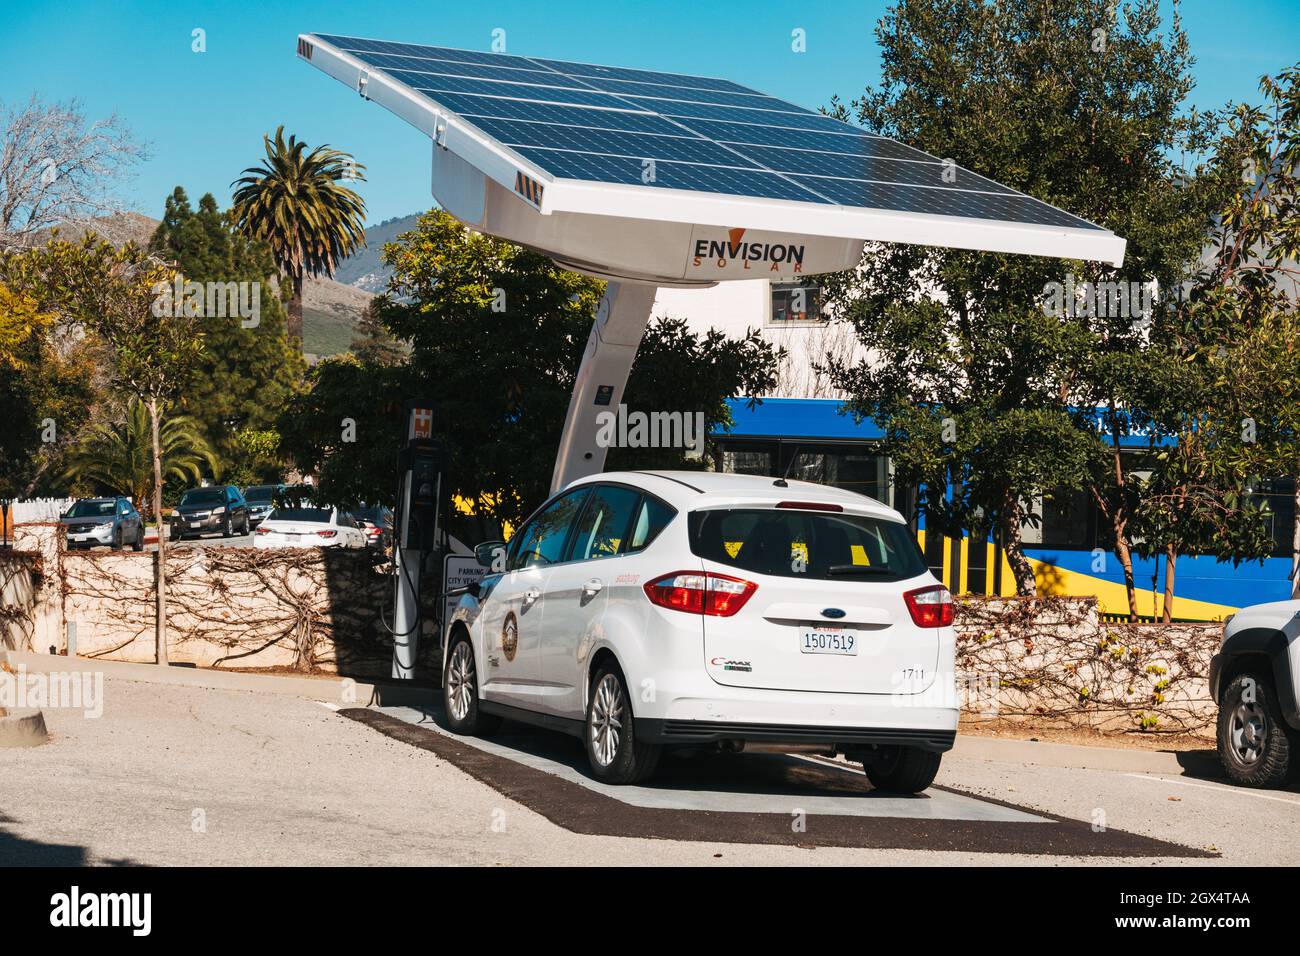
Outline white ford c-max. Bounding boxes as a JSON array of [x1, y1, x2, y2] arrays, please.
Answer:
[[444, 470, 957, 791]]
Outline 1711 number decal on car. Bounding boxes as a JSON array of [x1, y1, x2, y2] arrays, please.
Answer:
[[799, 625, 858, 655]]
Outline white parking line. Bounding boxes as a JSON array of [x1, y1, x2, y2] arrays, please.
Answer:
[[1124, 772, 1300, 807], [317, 701, 341, 712]]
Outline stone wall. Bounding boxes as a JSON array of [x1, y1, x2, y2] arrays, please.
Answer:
[[956, 595, 1221, 737], [1, 527, 1225, 733], [2, 523, 439, 678]]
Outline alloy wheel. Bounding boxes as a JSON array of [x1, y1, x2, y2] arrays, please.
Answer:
[[446, 641, 475, 721], [1230, 700, 1268, 765], [589, 673, 626, 768]]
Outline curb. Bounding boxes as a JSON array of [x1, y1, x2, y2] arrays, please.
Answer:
[[951, 734, 1220, 777], [0, 650, 435, 709], [0, 708, 49, 747]]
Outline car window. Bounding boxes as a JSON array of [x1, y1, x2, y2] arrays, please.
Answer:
[[67, 500, 115, 518], [181, 488, 224, 507], [627, 495, 676, 553], [269, 507, 333, 523], [508, 489, 590, 570], [567, 485, 641, 562], [688, 508, 927, 582]]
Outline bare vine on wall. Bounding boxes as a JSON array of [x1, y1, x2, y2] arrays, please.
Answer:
[[61, 546, 438, 677], [956, 595, 1218, 735]]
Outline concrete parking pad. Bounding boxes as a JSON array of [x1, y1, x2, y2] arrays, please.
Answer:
[[341, 705, 1212, 857], [376, 703, 1047, 822]]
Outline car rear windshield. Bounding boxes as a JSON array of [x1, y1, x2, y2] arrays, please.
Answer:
[[67, 500, 115, 518], [243, 485, 278, 503], [269, 508, 332, 523], [181, 489, 224, 506], [688, 507, 927, 582]]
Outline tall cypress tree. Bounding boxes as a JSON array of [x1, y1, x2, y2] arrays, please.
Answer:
[[149, 187, 305, 483]]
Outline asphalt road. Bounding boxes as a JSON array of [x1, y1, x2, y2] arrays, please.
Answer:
[[1, 675, 1295, 866]]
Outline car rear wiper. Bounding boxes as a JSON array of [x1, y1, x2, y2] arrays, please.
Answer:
[[827, 565, 895, 576]]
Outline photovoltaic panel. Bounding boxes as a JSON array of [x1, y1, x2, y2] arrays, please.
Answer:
[[308, 33, 1111, 236]]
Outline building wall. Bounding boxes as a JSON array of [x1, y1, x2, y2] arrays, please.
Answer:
[[654, 279, 864, 399]]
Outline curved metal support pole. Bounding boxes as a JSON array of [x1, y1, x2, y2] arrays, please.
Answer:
[[551, 281, 658, 494]]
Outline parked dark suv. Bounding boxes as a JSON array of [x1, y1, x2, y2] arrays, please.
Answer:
[[172, 486, 251, 540], [241, 484, 284, 528], [62, 497, 145, 551]]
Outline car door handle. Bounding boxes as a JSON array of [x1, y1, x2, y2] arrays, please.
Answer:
[[581, 578, 604, 595], [523, 587, 541, 606]]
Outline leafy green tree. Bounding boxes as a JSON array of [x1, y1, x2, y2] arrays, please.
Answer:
[[0, 282, 100, 498], [63, 397, 217, 508], [1, 233, 204, 665], [278, 210, 779, 538], [148, 186, 304, 476], [348, 298, 407, 366], [230, 127, 367, 348], [824, 0, 1226, 602]]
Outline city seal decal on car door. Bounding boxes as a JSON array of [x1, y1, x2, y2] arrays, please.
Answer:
[[502, 612, 519, 663]]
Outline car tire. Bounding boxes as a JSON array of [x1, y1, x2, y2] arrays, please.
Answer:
[[863, 746, 942, 793], [442, 634, 502, 736], [221, 515, 232, 538], [132, 527, 144, 552], [1218, 672, 1293, 788], [111, 527, 122, 551], [584, 663, 661, 785]]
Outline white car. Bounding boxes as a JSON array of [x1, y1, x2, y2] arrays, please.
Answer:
[[253, 505, 367, 550], [1211, 599, 1300, 787], [444, 471, 957, 790]]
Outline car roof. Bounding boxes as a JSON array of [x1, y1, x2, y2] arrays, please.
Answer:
[[568, 470, 903, 521]]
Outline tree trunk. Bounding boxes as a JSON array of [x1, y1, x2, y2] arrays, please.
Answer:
[[1112, 527, 1139, 621], [149, 397, 168, 667], [999, 488, 1036, 596], [1162, 543, 1177, 624], [287, 273, 304, 351]]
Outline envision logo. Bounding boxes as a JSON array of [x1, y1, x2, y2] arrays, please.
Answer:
[[692, 228, 806, 273], [50, 886, 151, 936]]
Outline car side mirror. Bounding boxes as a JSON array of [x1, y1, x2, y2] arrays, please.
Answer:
[[475, 541, 507, 569]]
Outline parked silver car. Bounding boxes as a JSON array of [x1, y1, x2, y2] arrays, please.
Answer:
[[62, 497, 145, 551]]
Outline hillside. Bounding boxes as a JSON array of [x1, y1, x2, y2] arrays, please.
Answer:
[[302, 276, 375, 358], [330, 212, 421, 292], [27, 210, 421, 359]]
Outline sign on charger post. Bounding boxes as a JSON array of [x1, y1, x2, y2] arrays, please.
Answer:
[[442, 555, 487, 644]]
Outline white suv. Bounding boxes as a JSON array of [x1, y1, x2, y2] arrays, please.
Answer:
[[443, 471, 957, 791]]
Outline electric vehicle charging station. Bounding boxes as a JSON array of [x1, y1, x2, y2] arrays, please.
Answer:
[[297, 33, 1126, 679], [391, 400, 444, 679]]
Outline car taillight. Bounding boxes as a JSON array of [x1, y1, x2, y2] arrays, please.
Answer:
[[903, 584, 954, 628], [317, 530, 337, 538], [643, 571, 757, 617]]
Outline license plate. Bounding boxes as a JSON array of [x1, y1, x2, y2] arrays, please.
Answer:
[[799, 625, 858, 655], [189, 521, 200, 528]]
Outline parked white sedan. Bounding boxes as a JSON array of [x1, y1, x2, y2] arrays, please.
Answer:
[[252, 506, 367, 550]]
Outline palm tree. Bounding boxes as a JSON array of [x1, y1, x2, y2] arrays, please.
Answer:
[[230, 126, 367, 349], [64, 399, 218, 517]]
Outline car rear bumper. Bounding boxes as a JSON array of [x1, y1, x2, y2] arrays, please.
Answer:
[[635, 717, 956, 752]]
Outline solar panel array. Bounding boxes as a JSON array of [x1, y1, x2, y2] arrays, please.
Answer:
[[312, 35, 1103, 232]]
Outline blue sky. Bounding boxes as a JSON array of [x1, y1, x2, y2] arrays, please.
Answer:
[[2, 0, 1298, 227]]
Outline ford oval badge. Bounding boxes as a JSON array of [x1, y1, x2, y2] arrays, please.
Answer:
[[822, 608, 846, 619]]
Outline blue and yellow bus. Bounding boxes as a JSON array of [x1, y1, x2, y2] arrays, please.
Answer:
[[712, 398, 1294, 621]]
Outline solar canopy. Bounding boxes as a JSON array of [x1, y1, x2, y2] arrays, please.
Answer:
[[299, 34, 1126, 275]]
